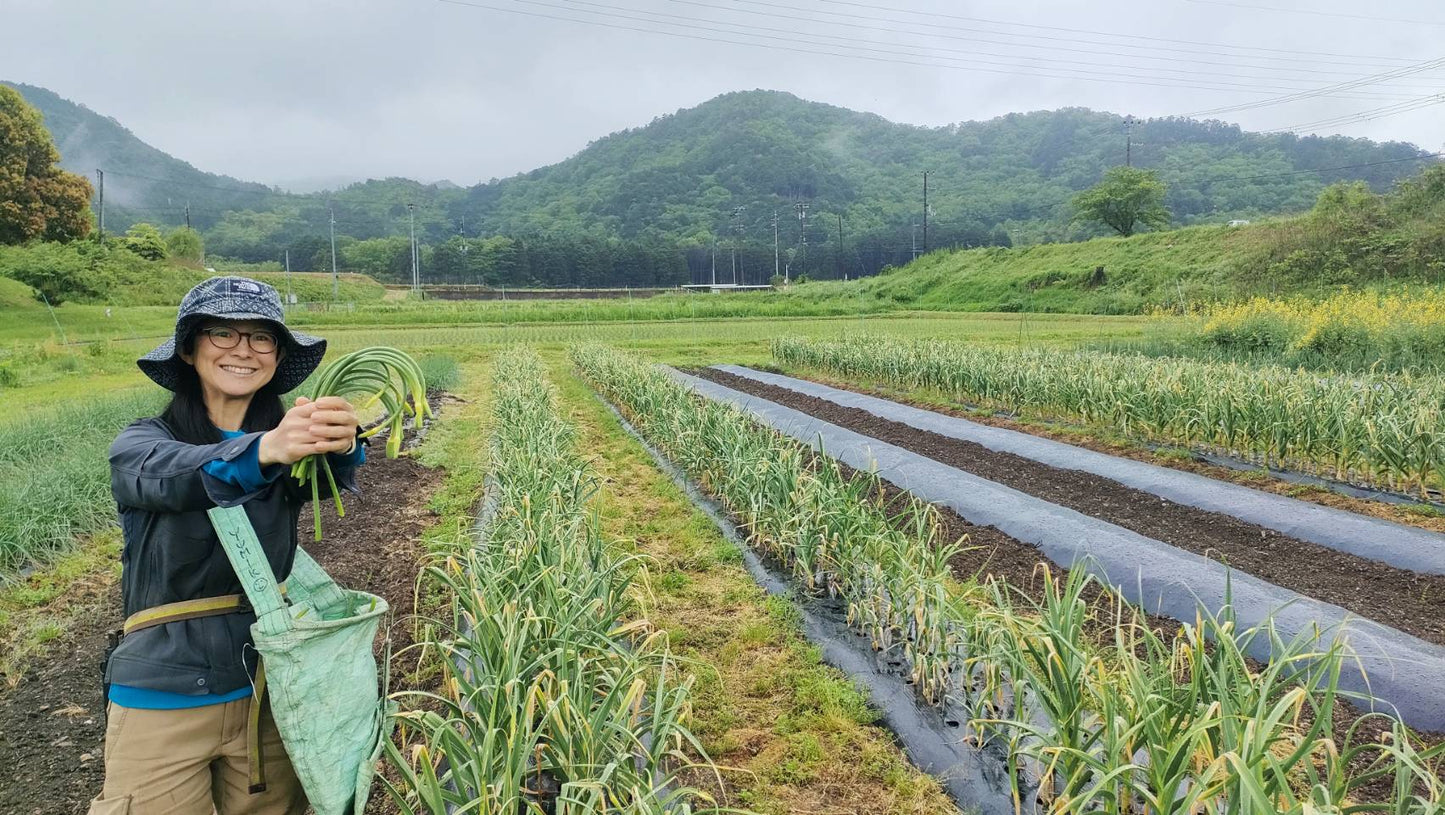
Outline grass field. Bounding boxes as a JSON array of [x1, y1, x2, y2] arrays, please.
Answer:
[[0, 304, 1151, 411]]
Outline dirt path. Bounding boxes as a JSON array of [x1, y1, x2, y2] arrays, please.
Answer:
[[0, 452, 441, 815], [698, 367, 1445, 648]]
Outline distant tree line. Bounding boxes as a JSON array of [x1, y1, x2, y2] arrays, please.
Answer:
[[209, 221, 1013, 287]]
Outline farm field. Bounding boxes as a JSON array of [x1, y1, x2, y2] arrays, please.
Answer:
[[3, 299, 1444, 813], [578, 344, 1445, 811], [0, 305, 1148, 414]]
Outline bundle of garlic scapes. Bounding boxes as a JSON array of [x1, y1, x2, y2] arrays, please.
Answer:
[[292, 346, 431, 540]]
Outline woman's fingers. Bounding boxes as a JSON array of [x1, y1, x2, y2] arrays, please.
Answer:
[[308, 423, 356, 440], [307, 408, 358, 427]]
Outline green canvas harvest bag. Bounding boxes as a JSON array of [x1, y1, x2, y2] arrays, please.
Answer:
[[209, 504, 392, 815]]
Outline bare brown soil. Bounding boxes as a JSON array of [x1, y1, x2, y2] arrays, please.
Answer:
[[0, 451, 442, 815], [699, 367, 1445, 648]]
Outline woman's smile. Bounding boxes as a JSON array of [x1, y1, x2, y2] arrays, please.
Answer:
[[219, 363, 260, 377]]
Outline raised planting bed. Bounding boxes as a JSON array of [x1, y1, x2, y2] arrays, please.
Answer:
[[599, 397, 1011, 815], [713, 365, 1445, 575], [699, 366, 1445, 647], [772, 336, 1445, 502], [672, 368, 1445, 732], [382, 350, 717, 814]]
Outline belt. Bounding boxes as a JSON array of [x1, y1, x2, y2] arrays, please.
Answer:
[[118, 584, 288, 793]]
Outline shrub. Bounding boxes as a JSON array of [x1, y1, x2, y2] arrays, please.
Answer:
[[165, 227, 204, 262], [123, 223, 168, 261]]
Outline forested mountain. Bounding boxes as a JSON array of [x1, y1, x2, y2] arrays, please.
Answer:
[[9, 84, 1437, 286], [2, 82, 277, 232]]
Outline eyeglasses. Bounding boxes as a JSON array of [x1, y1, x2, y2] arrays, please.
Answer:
[[200, 326, 280, 354]]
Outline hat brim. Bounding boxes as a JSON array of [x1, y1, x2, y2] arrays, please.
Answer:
[[138, 318, 327, 394]]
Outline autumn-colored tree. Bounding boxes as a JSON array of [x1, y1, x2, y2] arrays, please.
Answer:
[[0, 85, 93, 245]]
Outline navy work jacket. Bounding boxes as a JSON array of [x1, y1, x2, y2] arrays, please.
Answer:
[[105, 417, 359, 696]]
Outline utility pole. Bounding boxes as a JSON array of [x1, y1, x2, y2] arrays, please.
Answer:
[[710, 239, 717, 286], [95, 169, 104, 239], [407, 204, 418, 293], [457, 217, 469, 288], [284, 249, 291, 305], [328, 206, 338, 300], [836, 213, 845, 280], [1125, 115, 1136, 167], [730, 205, 745, 286], [922, 171, 931, 255], [773, 210, 781, 284], [795, 202, 809, 278], [184, 201, 191, 231]]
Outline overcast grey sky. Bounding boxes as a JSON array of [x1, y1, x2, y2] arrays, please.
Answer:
[[4, 0, 1442, 187]]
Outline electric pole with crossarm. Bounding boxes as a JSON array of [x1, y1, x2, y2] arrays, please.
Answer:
[[922, 171, 931, 254]]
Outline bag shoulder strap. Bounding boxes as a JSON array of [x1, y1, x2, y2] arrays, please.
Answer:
[[208, 505, 290, 637]]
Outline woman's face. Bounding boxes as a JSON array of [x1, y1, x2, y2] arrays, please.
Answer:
[[178, 319, 284, 401]]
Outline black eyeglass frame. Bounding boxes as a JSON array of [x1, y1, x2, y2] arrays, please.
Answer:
[[198, 325, 282, 354]]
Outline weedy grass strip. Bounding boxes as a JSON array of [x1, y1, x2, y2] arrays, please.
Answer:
[[553, 359, 959, 814], [0, 389, 163, 577]]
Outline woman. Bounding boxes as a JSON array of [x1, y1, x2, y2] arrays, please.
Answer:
[[89, 276, 365, 815]]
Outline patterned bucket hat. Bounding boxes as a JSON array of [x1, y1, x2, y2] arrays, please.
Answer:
[[138, 276, 326, 393]]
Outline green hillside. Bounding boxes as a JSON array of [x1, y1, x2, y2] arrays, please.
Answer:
[[465, 91, 1431, 245], [798, 164, 1445, 314], [803, 226, 1246, 314], [9, 85, 1436, 287], [0, 239, 386, 308], [0, 277, 39, 310], [1, 82, 278, 233]]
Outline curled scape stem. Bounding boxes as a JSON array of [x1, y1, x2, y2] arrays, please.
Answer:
[[291, 347, 432, 541]]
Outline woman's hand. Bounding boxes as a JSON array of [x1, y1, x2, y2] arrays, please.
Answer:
[[258, 396, 360, 466]]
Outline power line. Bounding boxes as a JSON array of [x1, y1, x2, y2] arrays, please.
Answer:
[[805, 0, 1428, 63], [650, 0, 1445, 89], [1182, 0, 1445, 27], [664, 0, 1436, 80], [1182, 55, 1445, 118], [1270, 95, 1445, 132], [438, 0, 1433, 99]]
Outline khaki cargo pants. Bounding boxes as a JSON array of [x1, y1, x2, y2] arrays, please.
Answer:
[[87, 698, 306, 815]]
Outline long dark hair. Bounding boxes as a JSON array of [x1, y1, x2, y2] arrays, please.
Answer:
[[159, 328, 287, 444]]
